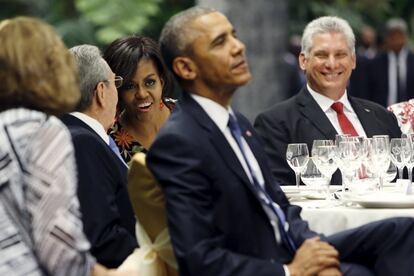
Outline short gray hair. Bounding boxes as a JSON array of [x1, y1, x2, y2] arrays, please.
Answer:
[[159, 6, 216, 72], [386, 18, 408, 34], [301, 16, 355, 58], [69, 44, 109, 111]]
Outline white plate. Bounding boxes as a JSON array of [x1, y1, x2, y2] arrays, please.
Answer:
[[304, 192, 326, 200], [348, 193, 414, 208]]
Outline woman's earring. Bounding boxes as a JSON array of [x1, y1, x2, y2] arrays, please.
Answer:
[[159, 100, 164, 110]]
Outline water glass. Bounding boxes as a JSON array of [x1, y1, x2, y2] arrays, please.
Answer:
[[286, 143, 309, 188]]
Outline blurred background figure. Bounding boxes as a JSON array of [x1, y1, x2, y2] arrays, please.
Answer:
[[367, 18, 414, 106], [357, 25, 377, 59], [281, 34, 306, 98], [0, 16, 135, 276], [349, 25, 378, 99], [104, 36, 175, 164]]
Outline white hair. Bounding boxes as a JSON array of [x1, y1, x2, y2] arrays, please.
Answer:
[[301, 16, 355, 58]]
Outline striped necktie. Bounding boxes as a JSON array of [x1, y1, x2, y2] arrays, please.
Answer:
[[227, 113, 296, 253]]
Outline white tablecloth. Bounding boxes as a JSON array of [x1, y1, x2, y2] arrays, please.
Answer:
[[292, 199, 414, 235]]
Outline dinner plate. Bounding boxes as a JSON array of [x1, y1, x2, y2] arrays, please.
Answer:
[[303, 192, 326, 200], [348, 193, 414, 208]]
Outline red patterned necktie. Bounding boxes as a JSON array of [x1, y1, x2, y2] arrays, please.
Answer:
[[331, 102, 358, 136]]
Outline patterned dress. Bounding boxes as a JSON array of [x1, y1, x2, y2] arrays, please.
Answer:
[[109, 100, 176, 165], [388, 99, 414, 134], [0, 108, 95, 276], [109, 120, 147, 164]]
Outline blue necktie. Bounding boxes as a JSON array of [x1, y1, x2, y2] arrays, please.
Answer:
[[108, 136, 128, 167], [227, 113, 296, 253]]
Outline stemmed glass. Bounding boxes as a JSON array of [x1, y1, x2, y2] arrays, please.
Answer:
[[301, 157, 328, 192], [286, 143, 310, 189], [371, 135, 391, 190], [406, 134, 414, 182], [336, 138, 361, 192], [314, 143, 337, 199], [390, 138, 410, 180]]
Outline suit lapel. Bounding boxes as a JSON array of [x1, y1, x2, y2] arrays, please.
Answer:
[[349, 96, 379, 137], [181, 93, 253, 188], [297, 88, 337, 139]]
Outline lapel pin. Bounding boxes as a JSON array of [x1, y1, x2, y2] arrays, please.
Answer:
[[364, 108, 371, 112], [246, 130, 252, 137]]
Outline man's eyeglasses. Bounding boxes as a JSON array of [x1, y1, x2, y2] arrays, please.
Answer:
[[104, 76, 123, 88]]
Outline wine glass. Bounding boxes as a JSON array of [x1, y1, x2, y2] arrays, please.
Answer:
[[286, 143, 309, 189], [384, 161, 398, 184], [406, 134, 414, 182], [371, 135, 390, 190], [314, 144, 337, 199], [390, 138, 410, 180], [301, 158, 328, 188], [336, 138, 361, 192]]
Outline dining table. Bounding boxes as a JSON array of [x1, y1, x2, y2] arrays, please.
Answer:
[[283, 184, 414, 236]]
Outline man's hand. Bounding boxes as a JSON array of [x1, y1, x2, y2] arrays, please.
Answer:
[[317, 267, 342, 276], [287, 236, 340, 276]]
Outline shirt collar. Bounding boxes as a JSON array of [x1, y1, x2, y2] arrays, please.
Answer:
[[190, 94, 232, 132], [307, 84, 354, 113], [70, 112, 109, 144], [388, 46, 409, 59]]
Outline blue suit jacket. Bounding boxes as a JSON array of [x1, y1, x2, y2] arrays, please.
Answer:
[[61, 114, 137, 268], [147, 92, 318, 276]]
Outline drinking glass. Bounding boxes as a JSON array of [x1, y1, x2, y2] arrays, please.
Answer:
[[301, 157, 328, 189], [406, 134, 414, 182], [384, 161, 398, 184], [314, 144, 337, 199], [390, 138, 409, 180], [371, 135, 391, 190], [286, 143, 309, 188], [336, 139, 361, 192], [335, 134, 350, 148]]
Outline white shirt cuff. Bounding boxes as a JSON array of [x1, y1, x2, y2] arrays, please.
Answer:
[[283, 264, 290, 276]]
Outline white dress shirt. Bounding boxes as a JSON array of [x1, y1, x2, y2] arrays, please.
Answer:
[[307, 85, 367, 137], [190, 94, 291, 276], [387, 48, 408, 106], [70, 112, 109, 145]]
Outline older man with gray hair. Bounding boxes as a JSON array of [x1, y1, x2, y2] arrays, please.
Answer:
[[61, 44, 137, 268], [255, 16, 401, 187]]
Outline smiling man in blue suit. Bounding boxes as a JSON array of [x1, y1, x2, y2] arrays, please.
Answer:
[[147, 7, 414, 276]]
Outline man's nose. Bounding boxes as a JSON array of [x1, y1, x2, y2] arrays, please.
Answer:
[[231, 37, 245, 55], [325, 55, 337, 68]]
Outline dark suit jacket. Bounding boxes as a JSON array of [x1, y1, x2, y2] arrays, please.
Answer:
[[147, 92, 318, 276], [61, 114, 137, 268], [367, 50, 414, 106], [254, 88, 401, 186]]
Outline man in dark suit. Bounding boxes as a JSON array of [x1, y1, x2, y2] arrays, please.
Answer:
[[367, 18, 414, 106], [61, 45, 137, 268], [147, 8, 414, 276], [255, 16, 401, 186]]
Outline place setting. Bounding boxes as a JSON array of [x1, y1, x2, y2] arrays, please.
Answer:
[[284, 134, 414, 209]]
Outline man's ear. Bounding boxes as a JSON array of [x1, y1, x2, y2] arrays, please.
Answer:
[[299, 52, 306, 71], [95, 81, 106, 107], [172, 57, 197, 80]]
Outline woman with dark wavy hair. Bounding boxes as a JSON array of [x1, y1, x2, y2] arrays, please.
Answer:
[[104, 36, 175, 163]]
